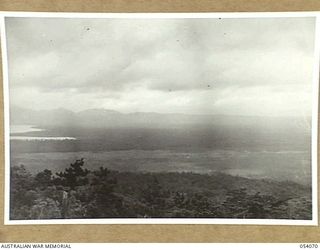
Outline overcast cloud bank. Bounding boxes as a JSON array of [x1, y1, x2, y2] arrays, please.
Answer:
[[5, 17, 316, 116]]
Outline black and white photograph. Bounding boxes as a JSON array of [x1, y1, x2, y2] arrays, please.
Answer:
[[1, 13, 318, 224]]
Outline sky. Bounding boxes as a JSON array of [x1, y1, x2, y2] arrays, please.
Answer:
[[5, 16, 316, 116]]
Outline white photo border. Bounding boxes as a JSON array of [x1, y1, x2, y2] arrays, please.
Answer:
[[0, 11, 318, 225]]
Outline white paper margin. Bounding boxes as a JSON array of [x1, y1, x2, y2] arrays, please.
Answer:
[[0, 11, 318, 226]]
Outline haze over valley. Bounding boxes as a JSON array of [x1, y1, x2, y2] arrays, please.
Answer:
[[10, 106, 312, 185]]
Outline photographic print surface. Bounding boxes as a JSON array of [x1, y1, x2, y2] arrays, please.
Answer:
[[1, 13, 318, 224]]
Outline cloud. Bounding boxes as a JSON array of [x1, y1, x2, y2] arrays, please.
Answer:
[[5, 16, 316, 116]]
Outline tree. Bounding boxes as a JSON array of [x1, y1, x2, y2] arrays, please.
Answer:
[[35, 169, 53, 188], [86, 167, 123, 218], [186, 193, 215, 217], [10, 165, 35, 219], [141, 176, 167, 217], [55, 158, 89, 189], [221, 188, 249, 218], [30, 198, 61, 219], [173, 191, 187, 208]]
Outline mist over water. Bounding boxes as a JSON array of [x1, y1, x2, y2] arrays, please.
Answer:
[[10, 125, 76, 140]]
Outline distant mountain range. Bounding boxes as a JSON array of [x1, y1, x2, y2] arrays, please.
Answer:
[[10, 106, 311, 131]]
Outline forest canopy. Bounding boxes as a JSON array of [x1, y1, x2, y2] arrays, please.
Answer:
[[10, 159, 312, 220]]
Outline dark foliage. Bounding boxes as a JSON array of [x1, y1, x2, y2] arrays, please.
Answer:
[[10, 160, 312, 220], [54, 158, 89, 189], [35, 169, 53, 188]]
